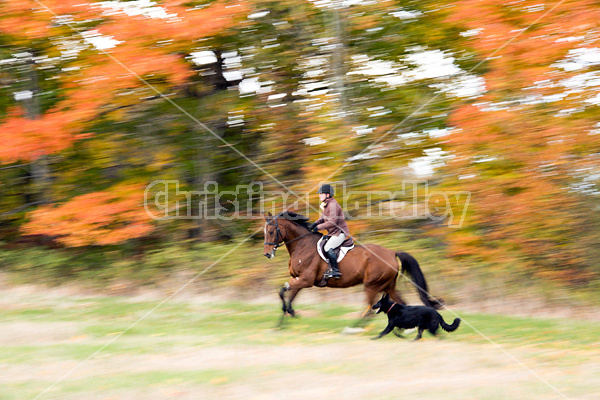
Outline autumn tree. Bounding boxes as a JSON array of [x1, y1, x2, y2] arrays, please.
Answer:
[[0, 0, 245, 244], [441, 0, 600, 283]]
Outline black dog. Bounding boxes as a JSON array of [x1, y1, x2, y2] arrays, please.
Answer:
[[372, 293, 460, 341]]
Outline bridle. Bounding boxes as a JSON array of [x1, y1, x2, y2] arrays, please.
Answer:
[[264, 216, 313, 251], [263, 217, 284, 249]]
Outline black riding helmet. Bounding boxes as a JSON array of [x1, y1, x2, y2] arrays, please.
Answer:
[[317, 184, 334, 197]]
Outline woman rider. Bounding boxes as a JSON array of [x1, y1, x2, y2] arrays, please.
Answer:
[[309, 184, 353, 279]]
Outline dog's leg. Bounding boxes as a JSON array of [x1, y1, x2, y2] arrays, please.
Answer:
[[393, 329, 406, 339], [412, 327, 424, 341], [372, 322, 395, 340], [429, 321, 439, 336]]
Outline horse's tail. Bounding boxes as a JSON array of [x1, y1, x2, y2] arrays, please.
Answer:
[[395, 251, 444, 309], [441, 317, 461, 332]]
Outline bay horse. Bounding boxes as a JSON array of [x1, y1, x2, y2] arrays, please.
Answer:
[[263, 211, 443, 326]]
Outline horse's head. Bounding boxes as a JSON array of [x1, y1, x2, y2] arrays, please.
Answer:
[[263, 211, 312, 259], [263, 212, 283, 259]]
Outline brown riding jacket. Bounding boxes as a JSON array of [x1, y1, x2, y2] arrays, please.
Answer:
[[315, 197, 351, 237]]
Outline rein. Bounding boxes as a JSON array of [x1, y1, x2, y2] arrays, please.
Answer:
[[264, 217, 313, 250]]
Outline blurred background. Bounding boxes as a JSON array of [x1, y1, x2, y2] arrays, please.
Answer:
[[1, 0, 599, 309], [3, 1, 600, 399]]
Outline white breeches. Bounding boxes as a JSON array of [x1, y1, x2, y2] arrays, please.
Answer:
[[324, 233, 346, 252]]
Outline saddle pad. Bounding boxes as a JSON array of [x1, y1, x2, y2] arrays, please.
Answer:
[[316, 236, 354, 263]]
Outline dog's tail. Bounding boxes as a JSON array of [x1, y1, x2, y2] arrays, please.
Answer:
[[441, 317, 461, 332], [395, 251, 444, 309]]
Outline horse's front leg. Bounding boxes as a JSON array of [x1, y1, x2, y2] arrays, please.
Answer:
[[286, 277, 313, 317], [280, 276, 312, 318], [277, 283, 290, 328], [279, 283, 290, 312]]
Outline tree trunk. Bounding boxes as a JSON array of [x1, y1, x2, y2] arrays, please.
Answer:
[[23, 54, 52, 205]]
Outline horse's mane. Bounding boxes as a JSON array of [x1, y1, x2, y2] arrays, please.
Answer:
[[275, 211, 311, 230]]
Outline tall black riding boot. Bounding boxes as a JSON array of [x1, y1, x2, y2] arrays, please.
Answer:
[[324, 249, 342, 279]]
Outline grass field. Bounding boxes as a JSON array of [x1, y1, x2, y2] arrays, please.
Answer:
[[1, 287, 599, 400]]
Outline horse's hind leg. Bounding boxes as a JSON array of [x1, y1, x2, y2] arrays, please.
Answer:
[[385, 281, 406, 305], [351, 286, 378, 328], [363, 286, 379, 317]]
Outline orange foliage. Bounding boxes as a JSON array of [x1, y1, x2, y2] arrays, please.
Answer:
[[22, 184, 153, 246], [0, 0, 245, 163], [442, 0, 600, 275], [0, 107, 80, 163]]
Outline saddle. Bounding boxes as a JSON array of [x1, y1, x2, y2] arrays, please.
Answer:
[[316, 235, 354, 263], [315, 235, 354, 287]]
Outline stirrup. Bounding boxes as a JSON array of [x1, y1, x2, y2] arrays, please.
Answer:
[[324, 268, 341, 279]]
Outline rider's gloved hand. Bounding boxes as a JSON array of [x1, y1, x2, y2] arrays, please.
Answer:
[[309, 222, 319, 232]]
